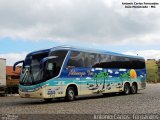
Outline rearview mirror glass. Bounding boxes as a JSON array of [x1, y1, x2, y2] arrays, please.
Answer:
[[47, 63, 54, 71]]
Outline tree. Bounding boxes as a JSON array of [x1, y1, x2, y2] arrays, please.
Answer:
[[93, 71, 109, 90]]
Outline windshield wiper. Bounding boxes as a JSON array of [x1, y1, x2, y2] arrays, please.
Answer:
[[21, 68, 28, 83], [21, 66, 33, 85]]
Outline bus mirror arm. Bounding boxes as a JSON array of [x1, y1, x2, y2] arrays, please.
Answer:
[[13, 60, 24, 71], [66, 66, 75, 70]]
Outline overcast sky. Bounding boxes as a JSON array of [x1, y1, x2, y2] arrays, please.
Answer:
[[0, 0, 160, 65]]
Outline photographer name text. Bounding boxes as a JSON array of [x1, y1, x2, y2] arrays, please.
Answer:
[[122, 2, 159, 8]]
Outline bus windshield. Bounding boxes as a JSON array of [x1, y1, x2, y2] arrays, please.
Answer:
[[20, 50, 68, 85]]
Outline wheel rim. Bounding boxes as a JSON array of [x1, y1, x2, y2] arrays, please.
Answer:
[[125, 85, 129, 94], [69, 90, 74, 99], [132, 85, 137, 93]]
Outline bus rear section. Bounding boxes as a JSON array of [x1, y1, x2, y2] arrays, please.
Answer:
[[63, 50, 146, 97]]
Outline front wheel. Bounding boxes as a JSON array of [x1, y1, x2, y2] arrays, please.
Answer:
[[65, 87, 75, 102], [123, 83, 130, 95]]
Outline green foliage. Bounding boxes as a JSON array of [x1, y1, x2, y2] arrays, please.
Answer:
[[146, 60, 159, 83], [93, 72, 109, 79], [120, 71, 130, 80], [93, 71, 109, 88]]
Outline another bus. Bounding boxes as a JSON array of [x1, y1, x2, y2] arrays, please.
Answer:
[[13, 46, 146, 101]]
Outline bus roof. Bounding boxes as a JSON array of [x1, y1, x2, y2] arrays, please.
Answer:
[[26, 49, 50, 56], [51, 46, 144, 59], [26, 46, 144, 59]]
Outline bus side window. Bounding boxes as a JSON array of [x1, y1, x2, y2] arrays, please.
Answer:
[[84, 53, 99, 68], [67, 51, 84, 68], [122, 57, 131, 69], [110, 56, 128, 68], [99, 54, 111, 68], [131, 58, 145, 69], [92, 54, 100, 68]]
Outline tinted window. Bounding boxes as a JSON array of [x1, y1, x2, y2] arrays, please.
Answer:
[[99, 54, 111, 68], [67, 51, 84, 67], [110, 56, 125, 68], [67, 51, 145, 69], [31, 52, 49, 75], [99, 54, 145, 69], [44, 50, 68, 80], [131, 58, 145, 69], [84, 53, 99, 68], [50, 50, 68, 67]]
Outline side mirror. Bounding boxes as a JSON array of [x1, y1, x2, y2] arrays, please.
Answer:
[[40, 56, 58, 69], [13, 60, 24, 71]]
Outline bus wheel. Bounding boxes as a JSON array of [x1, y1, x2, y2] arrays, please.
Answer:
[[123, 83, 130, 95], [131, 83, 137, 94], [65, 87, 75, 101]]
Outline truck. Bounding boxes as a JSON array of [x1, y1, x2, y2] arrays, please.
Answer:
[[6, 66, 21, 94], [0, 58, 6, 96]]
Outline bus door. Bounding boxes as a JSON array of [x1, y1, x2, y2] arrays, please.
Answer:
[[65, 51, 84, 95]]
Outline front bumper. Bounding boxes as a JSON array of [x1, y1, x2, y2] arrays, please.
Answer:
[[19, 85, 63, 99]]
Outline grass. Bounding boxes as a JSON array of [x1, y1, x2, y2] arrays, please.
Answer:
[[146, 60, 159, 83]]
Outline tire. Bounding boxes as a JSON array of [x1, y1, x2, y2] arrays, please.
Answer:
[[123, 83, 130, 95], [65, 87, 75, 101], [131, 83, 137, 94]]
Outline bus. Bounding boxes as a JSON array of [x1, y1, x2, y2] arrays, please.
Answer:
[[13, 46, 146, 101]]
